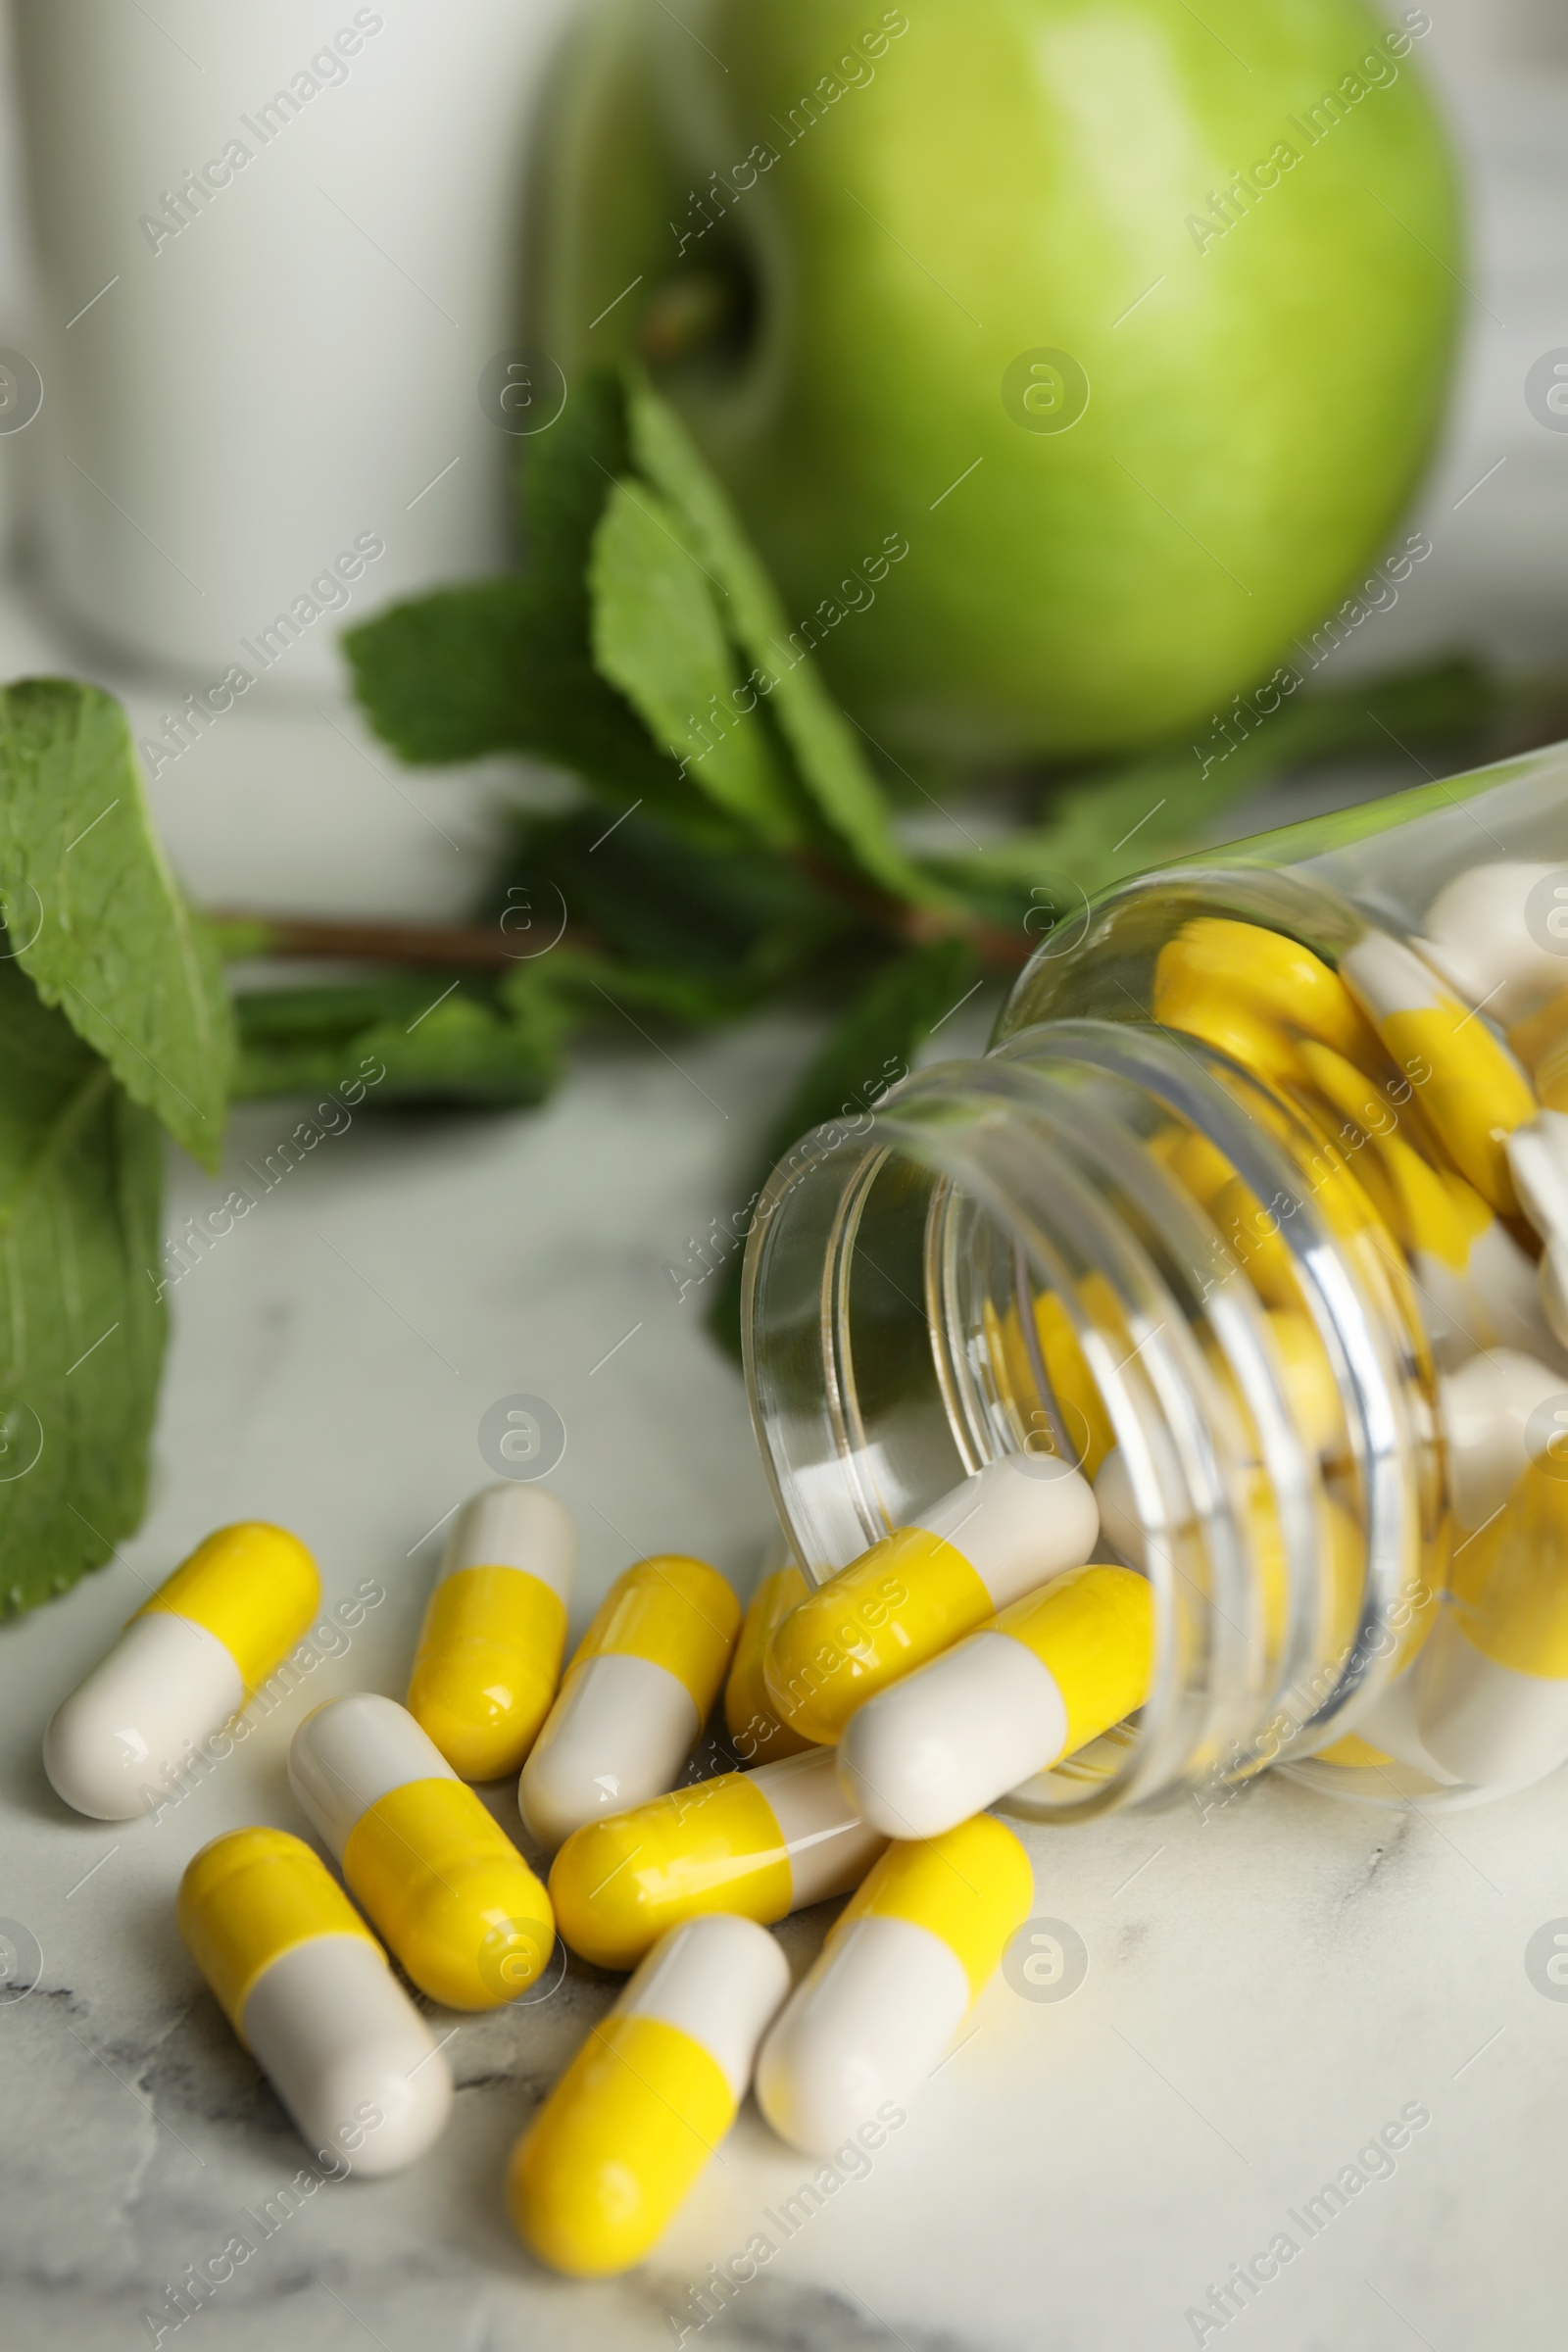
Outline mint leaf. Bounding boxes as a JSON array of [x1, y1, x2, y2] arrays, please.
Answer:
[[342, 578, 557, 765], [591, 476, 807, 847], [622, 372, 946, 905], [0, 680, 231, 1170], [0, 961, 165, 1614], [501, 804, 847, 991], [347, 366, 946, 885], [707, 937, 980, 1358], [232, 971, 571, 1107], [521, 366, 630, 623], [342, 576, 711, 823]]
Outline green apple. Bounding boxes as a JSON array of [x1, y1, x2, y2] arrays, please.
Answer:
[[533, 0, 1460, 765]]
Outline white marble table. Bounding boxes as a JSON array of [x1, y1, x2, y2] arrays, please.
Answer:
[[14, 1028, 1568, 2352], [6, 51, 1568, 2352]]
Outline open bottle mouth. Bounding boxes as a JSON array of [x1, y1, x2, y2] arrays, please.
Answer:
[[743, 1015, 1432, 1825]]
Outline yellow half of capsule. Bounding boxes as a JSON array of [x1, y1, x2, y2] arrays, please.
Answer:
[[341, 1777, 555, 2010], [764, 1529, 991, 1744], [1209, 1175, 1298, 1308], [835, 1816, 1034, 2002], [1153, 1124, 1238, 1211], [996, 1564, 1153, 1760], [988, 1289, 1116, 1482], [1265, 1310, 1342, 1458], [1373, 1132, 1482, 1270], [1449, 1459, 1568, 1678], [509, 2012, 734, 2277], [138, 1523, 320, 1691], [408, 1564, 568, 1781], [177, 1826, 380, 2039], [1316, 1732, 1396, 1768], [723, 1565, 815, 1764], [550, 1774, 790, 1971], [1297, 1038, 1443, 1161], [1034, 1287, 1117, 1479], [1369, 1003, 1535, 1216], [1398, 1518, 1447, 1673], [569, 1553, 741, 1719], [1153, 920, 1383, 1076], [1298, 1041, 1497, 1271]]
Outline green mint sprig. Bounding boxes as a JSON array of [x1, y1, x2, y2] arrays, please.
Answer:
[[0, 681, 231, 1611]]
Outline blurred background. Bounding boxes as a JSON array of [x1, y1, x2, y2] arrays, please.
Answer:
[[0, 0, 1558, 927]]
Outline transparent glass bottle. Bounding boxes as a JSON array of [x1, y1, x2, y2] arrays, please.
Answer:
[[742, 742, 1568, 1819]]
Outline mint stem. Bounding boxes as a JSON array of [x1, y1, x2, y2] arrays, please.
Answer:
[[207, 910, 596, 969]]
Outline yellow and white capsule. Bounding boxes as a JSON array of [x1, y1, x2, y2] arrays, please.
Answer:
[[756, 1816, 1034, 2155], [519, 1554, 741, 1848], [289, 1693, 554, 2010], [549, 1746, 886, 1972], [178, 1827, 451, 2176], [407, 1484, 575, 1781], [764, 1453, 1099, 1746], [1340, 929, 1537, 1215], [509, 1912, 789, 2277], [1416, 1456, 1568, 1786], [1297, 1036, 1554, 1367], [837, 1565, 1153, 1838], [723, 1556, 815, 1765], [44, 1524, 320, 1821]]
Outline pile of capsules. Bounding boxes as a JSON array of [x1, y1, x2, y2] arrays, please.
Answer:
[[35, 856, 1568, 2276], [42, 1472, 1125, 2276], [1137, 859, 1568, 1792]]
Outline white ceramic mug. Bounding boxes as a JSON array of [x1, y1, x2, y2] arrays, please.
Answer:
[[11, 0, 577, 685]]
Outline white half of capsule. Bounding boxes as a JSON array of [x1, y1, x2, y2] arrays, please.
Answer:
[[836, 1632, 1066, 1840], [435, 1483, 576, 1598], [43, 1611, 245, 1821], [1414, 1619, 1568, 1788], [757, 1913, 969, 2156], [1350, 1669, 1462, 1788], [1094, 1450, 1144, 1569], [1440, 1348, 1565, 1530], [289, 1692, 456, 1858], [518, 1652, 698, 1850], [1418, 861, 1564, 1023], [619, 1913, 790, 2098], [1415, 1219, 1563, 1373], [1340, 929, 1448, 1020], [1507, 1116, 1568, 1244], [755, 1748, 888, 1903], [1506, 1122, 1568, 1352], [240, 1934, 452, 2178], [916, 1451, 1098, 1609]]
